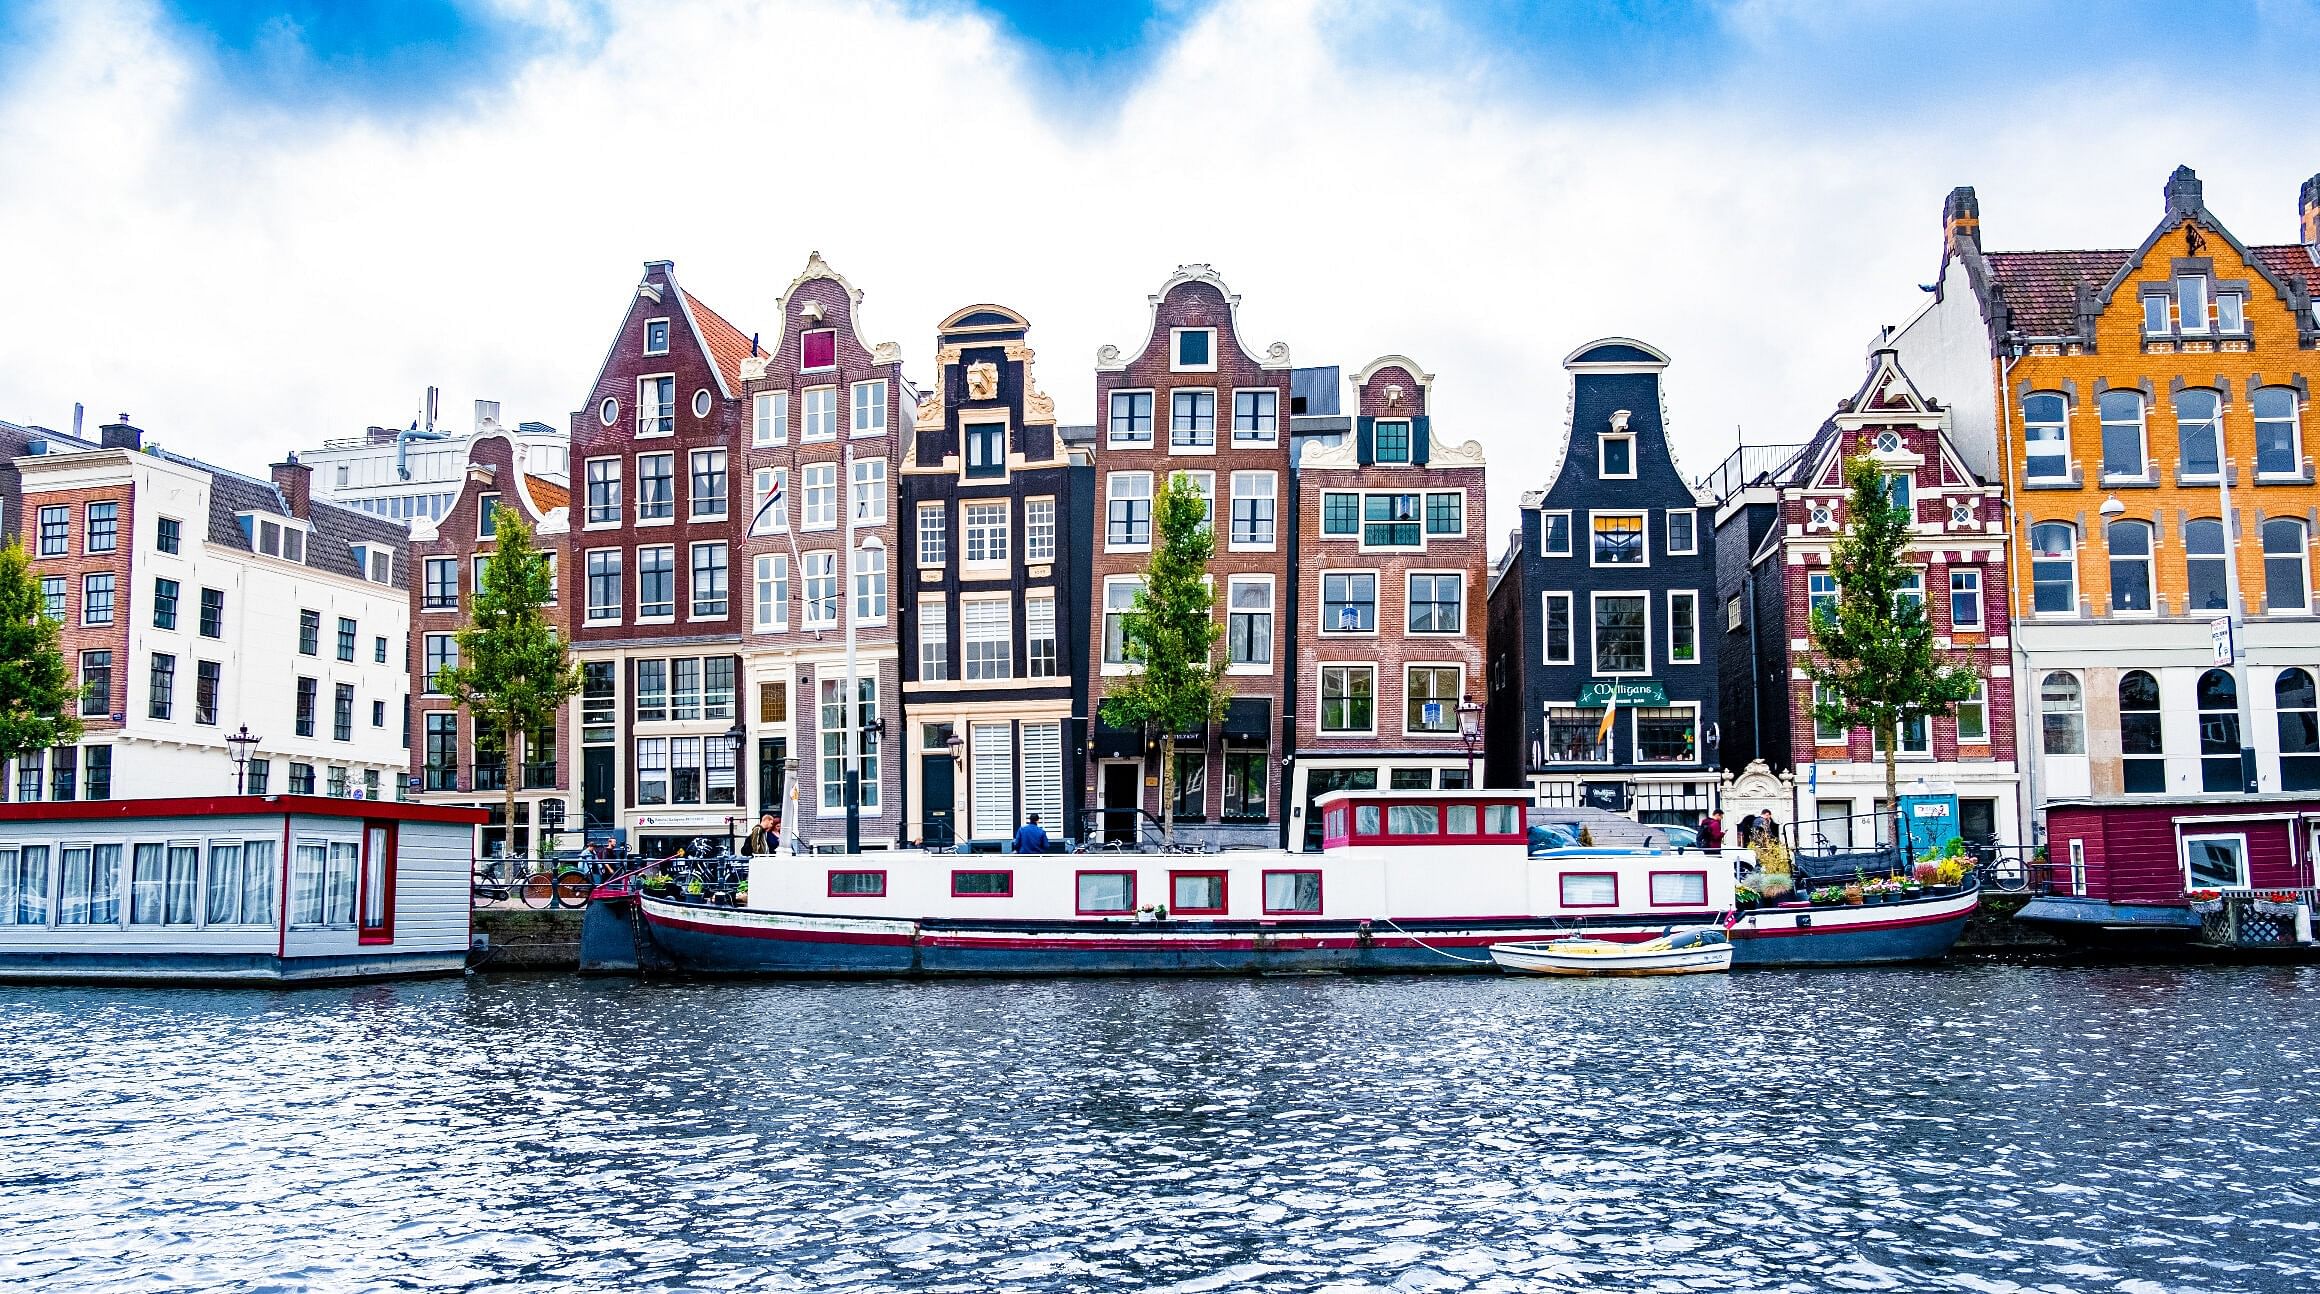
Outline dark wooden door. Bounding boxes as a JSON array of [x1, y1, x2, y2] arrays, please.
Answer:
[[1102, 763, 1139, 844], [583, 747, 615, 832], [921, 754, 956, 848]]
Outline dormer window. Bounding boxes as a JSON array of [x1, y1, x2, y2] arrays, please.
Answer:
[[1374, 420, 1411, 464], [1599, 432, 1635, 478], [235, 513, 305, 564], [801, 328, 837, 372], [644, 318, 670, 356], [1171, 328, 1216, 373]]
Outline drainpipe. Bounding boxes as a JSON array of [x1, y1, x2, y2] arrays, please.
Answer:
[[1995, 342, 2035, 852]]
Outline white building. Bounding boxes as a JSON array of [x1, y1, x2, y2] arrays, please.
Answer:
[[298, 399, 569, 525]]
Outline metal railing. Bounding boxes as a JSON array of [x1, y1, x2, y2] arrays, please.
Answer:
[[1697, 443, 1808, 504]]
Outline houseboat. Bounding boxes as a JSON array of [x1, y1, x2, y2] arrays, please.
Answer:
[[0, 795, 484, 983], [2019, 795, 2320, 954], [580, 790, 1978, 976]]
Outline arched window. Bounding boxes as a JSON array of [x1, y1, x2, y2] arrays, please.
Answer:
[[2107, 519, 2153, 613], [2030, 523, 2079, 615], [2099, 389, 2147, 481], [2198, 668, 2241, 793], [2041, 672, 2085, 756], [2119, 670, 2164, 793], [2276, 668, 2320, 791], [2184, 518, 2228, 612], [2175, 388, 2222, 478], [2254, 386, 2302, 478], [2022, 393, 2070, 482], [2262, 517, 2309, 613]]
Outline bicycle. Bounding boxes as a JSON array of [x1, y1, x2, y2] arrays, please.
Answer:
[[471, 857, 597, 909]]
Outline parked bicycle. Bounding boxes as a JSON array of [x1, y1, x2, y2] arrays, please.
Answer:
[[471, 855, 597, 909]]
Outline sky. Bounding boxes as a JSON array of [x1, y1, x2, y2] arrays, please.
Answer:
[[3, 0, 2318, 547]]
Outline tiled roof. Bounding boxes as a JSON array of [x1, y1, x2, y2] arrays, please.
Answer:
[[525, 475, 569, 511], [682, 289, 754, 391], [165, 450, 408, 586], [1987, 243, 2317, 336], [2252, 244, 2319, 298]]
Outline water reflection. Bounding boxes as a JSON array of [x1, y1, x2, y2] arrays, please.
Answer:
[[2, 966, 2316, 1291]]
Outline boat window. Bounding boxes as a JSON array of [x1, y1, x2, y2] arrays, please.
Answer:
[[2181, 834, 2247, 889], [828, 870, 887, 897], [1262, 870, 1322, 914], [1483, 804, 1521, 835], [1355, 805, 1381, 835], [1324, 807, 1346, 839], [1387, 804, 1439, 835], [1560, 872, 1619, 907], [1650, 871, 1709, 906], [1445, 804, 1478, 835], [1076, 871, 1136, 914], [951, 870, 1013, 898], [1170, 871, 1227, 914]]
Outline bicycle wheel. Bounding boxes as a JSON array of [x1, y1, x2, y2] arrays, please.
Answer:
[[553, 870, 593, 907], [519, 871, 555, 908]]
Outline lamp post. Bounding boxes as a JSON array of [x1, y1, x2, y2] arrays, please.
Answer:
[[226, 725, 260, 794], [2192, 411, 2260, 793], [1457, 696, 1484, 790], [722, 720, 747, 855]]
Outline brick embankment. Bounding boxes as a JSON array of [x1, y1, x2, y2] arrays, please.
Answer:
[[1954, 892, 2067, 958], [471, 908, 585, 971]]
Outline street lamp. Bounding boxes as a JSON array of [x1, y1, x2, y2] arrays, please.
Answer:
[[1457, 695, 1485, 790], [722, 720, 748, 857], [226, 725, 261, 794], [2194, 410, 2260, 793]]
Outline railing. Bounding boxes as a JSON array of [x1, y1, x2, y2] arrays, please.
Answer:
[[1697, 443, 1808, 505], [523, 761, 557, 789], [423, 766, 458, 792]]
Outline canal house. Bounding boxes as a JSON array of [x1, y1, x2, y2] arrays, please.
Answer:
[[0, 795, 483, 982], [1485, 339, 1720, 828]]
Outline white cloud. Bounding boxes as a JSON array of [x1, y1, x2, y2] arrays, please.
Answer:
[[1, 0, 2312, 551]]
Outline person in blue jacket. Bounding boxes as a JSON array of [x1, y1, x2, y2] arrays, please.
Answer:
[[1012, 813, 1050, 856]]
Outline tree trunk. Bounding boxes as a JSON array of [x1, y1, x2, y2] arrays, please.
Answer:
[[1159, 731, 1176, 849], [506, 720, 523, 862], [1883, 721, 1900, 858]]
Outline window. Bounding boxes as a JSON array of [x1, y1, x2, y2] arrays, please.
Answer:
[[963, 598, 1011, 680], [2277, 668, 2320, 791], [1665, 509, 1696, 555], [1541, 511, 1572, 557], [333, 683, 354, 742], [1374, 420, 1412, 464], [801, 463, 837, 529], [2120, 670, 2164, 793], [1598, 432, 1633, 478], [1232, 390, 1278, 443], [294, 609, 319, 656], [1543, 592, 1572, 664], [2255, 387, 2302, 477], [1172, 327, 1214, 370], [672, 658, 703, 720], [1170, 871, 1226, 914], [37, 506, 67, 556], [2030, 523, 2078, 615], [2142, 292, 2170, 336], [1651, 871, 1709, 907], [851, 379, 888, 436], [1107, 473, 1152, 547], [371, 699, 385, 729], [1322, 572, 1376, 633], [801, 328, 837, 371], [918, 599, 948, 681], [2218, 292, 2245, 335], [634, 659, 667, 722], [2183, 834, 2248, 890], [2177, 274, 2210, 334], [332, 616, 355, 662], [1591, 513, 1645, 565], [423, 634, 456, 687], [692, 542, 729, 618], [2264, 518, 2309, 612], [1262, 870, 1322, 914], [634, 737, 668, 805], [475, 492, 502, 539], [586, 550, 622, 621], [753, 553, 789, 633], [1812, 683, 1845, 744], [2199, 668, 2242, 792], [852, 458, 887, 524], [423, 558, 456, 611], [148, 653, 175, 720], [1319, 664, 1374, 732], [636, 545, 674, 619], [1871, 713, 1930, 758], [796, 386, 834, 443], [2181, 518, 2228, 613], [288, 762, 314, 795], [1956, 678, 1988, 744], [156, 517, 180, 555], [1408, 573, 1462, 634], [644, 318, 670, 354], [802, 551, 839, 626], [85, 501, 117, 553], [2176, 389, 2222, 478], [1170, 390, 1216, 449], [818, 675, 880, 811], [1109, 390, 1153, 445], [1884, 473, 1913, 516], [1102, 578, 1143, 665], [689, 449, 728, 519], [965, 421, 1005, 477], [637, 375, 675, 437], [1634, 707, 1697, 763], [82, 573, 113, 625], [964, 502, 1009, 568], [1230, 473, 1275, 547], [50, 747, 76, 803], [1667, 591, 1697, 663], [1027, 595, 1058, 677], [1405, 666, 1460, 734], [636, 451, 674, 521], [751, 467, 787, 536], [2099, 389, 2146, 480], [1227, 577, 1273, 665], [2021, 393, 2070, 482], [1363, 494, 1420, 548], [147, 577, 179, 631], [12, 750, 42, 801], [374, 635, 388, 664], [38, 575, 64, 621], [1592, 595, 1648, 674], [1024, 498, 1056, 563], [1301, 493, 1350, 540], [2040, 671, 2084, 756], [917, 504, 947, 566], [1077, 871, 1136, 915], [1560, 873, 1618, 907], [1421, 493, 1463, 539], [853, 543, 889, 622], [1949, 569, 1983, 630], [2108, 520, 2154, 613], [753, 390, 789, 447], [828, 870, 887, 898], [295, 676, 317, 738]]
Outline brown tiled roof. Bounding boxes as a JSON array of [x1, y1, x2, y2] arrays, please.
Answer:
[[1982, 250, 2127, 336], [2252, 244, 2319, 298], [682, 289, 754, 391], [524, 475, 569, 511]]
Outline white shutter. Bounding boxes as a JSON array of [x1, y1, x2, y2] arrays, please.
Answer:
[[1021, 722, 1063, 833], [970, 722, 1013, 840]]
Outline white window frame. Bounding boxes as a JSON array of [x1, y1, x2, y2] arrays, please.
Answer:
[[1107, 389, 1154, 447], [1101, 576, 1144, 671], [2177, 274, 2210, 335], [1231, 388, 1279, 445], [689, 541, 729, 620], [801, 385, 839, 443], [1319, 569, 1379, 637], [583, 456, 621, 529], [1172, 470, 1215, 534], [751, 467, 787, 536], [851, 458, 887, 525], [635, 450, 675, 525], [1225, 574, 1274, 673], [2264, 518, 2312, 614], [754, 553, 789, 633], [963, 417, 1009, 479], [1589, 511, 1650, 569], [1540, 510, 1573, 558], [1026, 592, 1059, 678], [689, 448, 728, 521], [800, 327, 838, 374], [1318, 663, 1377, 736], [635, 373, 676, 439], [1402, 662, 1465, 738], [1405, 570, 1464, 636], [2180, 831, 2249, 890], [1589, 591, 1652, 678], [1169, 389, 1218, 452], [753, 390, 789, 446], [2099, 390, 2149, 483], [1228, 471, 1277, 551], [800, 462, 838, 531], [2021, 392, 2072, 482], [1598, 431, 1636, 480], [1813, 683, 1845, 744], [643, 317, 670, 357], [853, 541, 889, 625], [802, 551, 839, 628], [1542, 591, 1573, 665], [962, 595, 1012, 681], [635, 544, 676, 622], [963, 501, 1010, 574], [1957, 678, 1989, 745], [1949, 568, 1984, 630], [1170, 327, 1218, 373], [584, 548, 622, 625], [850, 379, 888, 437], [1631, 700, 1702, 765], [1025, 496, 1056, 564], [1665, 508, 1698, 556], [1106, 471, 1153, 551], [917, 503, 947, 568], [1666, 590, 1699, 666], [918, 596, 948, 680]]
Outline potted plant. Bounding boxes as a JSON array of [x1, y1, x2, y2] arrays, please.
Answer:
[[733, 884, 749, 907], [2187, 888, 2226, 915], [683, 878, 705, 899], [1736, 885, 1762, 911], [1760, 873, 1795, 905]]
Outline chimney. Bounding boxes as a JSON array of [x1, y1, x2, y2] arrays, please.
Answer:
[[1942, 186, 1980, 252], [271, 454, 313, 519], [2164, 164, 2204, 219], [97, 413, 141, 451], [474, 399, 501, 433], [2301, 173, 2320, 254]]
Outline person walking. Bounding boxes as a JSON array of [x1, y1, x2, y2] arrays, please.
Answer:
[[745, 811, 781, 857], [1012, 813, 1051, 856], [1698, 810, 1724, 855]]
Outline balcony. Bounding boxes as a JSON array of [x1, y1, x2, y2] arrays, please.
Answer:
[[423, 765, 459, 792], [473, 761, 557, 792]]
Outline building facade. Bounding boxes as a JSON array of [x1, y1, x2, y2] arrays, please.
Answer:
[[1485, 339, 1719, 827], [300, 402, 569, 524], [407, 431, 573, 858], [1892, 167, 2320, 834], [9, 420, 411, 805], [1288, 357, 1489, 850]]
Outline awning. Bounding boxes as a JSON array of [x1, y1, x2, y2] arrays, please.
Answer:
[[1091, 721, 1143, 760], [1223, 697, 1271, 742]]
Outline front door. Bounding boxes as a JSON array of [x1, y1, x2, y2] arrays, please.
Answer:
[[583, 747, 615, 833], [758, 738, 787, 819], [1102, 762, 1140, 844], [921, 754, 956, 848]]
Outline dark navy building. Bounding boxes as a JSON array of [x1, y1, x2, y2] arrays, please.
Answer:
[[1484, 338, 1720, 827]]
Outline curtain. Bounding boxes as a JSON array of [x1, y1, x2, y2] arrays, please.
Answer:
[[241, 842, 278, 926], [88, 845, 121, 924], [291, 844, 325, 925], [166, 846, 199, 925], [207, 844, 241, 925], [131, 843, 166, 925]]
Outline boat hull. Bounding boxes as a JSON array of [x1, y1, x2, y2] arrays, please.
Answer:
[[1488, 940, 1732, 976], [1727, 885, 1979, 966]]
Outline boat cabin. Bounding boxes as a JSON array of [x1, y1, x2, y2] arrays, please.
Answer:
[[2028, 794, 2320, 949], [1315, 789, 1531, 849]]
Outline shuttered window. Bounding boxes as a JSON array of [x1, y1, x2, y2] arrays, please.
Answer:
[[1021, 722, 1063, 832], [970, 722, 1013, 840]]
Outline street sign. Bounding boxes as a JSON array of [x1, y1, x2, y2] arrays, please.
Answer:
[[1422, 700, 1443, 727], [1576, 680, 1668, 708], [2210, 617, 2234, 665]]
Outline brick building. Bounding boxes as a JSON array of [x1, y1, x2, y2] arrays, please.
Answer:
[[1287, 357, 1490, 850], [1088, 266, 1296, 848]]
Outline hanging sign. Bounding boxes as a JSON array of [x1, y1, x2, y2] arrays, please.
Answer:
[[1576, 680, 1667, 708]]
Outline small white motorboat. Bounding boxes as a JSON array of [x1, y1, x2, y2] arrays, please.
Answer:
[[1488, 926, 1733, 977]]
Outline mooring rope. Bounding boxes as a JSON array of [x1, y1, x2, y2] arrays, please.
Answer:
[[1376, 913, 1499, 965]]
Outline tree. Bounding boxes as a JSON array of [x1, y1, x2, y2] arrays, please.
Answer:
[[1804, 454, 1981, 840], [0, 536, 84, 775], [1098, 473, 1232, 847], [434, 506, 582, 858]]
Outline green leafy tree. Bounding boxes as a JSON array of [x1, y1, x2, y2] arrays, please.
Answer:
[[0, 536, 84, 773], [1098, 473, 1232, 847], [434, 507, 582, 857], [1804, 454, 1981, 837]]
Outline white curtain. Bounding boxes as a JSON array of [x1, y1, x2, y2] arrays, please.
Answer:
[[131, 843, 166, 925], [207, 844, 242, 925], [241, 842, 278, 926]]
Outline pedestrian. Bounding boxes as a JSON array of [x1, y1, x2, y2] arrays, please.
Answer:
[[745, 811, 781, 857], [1735, 812, 1760, 847], [1759, 814, 1781, 847], [1698, 810, 1724, 854], [1013, 812, 1051, 856]]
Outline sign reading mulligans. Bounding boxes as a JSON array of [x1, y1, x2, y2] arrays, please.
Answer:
[[1576, 680, 1667, 708]]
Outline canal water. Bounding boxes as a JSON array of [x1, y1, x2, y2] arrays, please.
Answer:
[[4, 966, 2317, 1293]]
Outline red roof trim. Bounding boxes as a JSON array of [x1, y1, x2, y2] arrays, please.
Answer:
[[0, 795, 488, 825]]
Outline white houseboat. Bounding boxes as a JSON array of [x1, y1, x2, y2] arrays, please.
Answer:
[[0, 795, 484, 983]]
